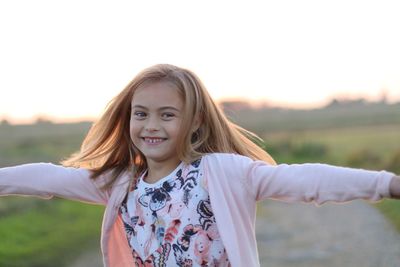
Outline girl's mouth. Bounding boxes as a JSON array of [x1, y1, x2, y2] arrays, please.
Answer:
[[143, 137, 166, 144]]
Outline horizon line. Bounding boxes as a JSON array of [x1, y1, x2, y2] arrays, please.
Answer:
[[2, 96, 398, 126]]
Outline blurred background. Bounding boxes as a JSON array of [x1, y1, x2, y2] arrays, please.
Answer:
[[1, 0, 400, 266]]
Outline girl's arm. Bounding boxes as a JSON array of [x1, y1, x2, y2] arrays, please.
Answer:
[[212, 154, 394, 205], [389, 175, 400, 199], [0, 163, 108, 205], [249, 162, 394, 204]]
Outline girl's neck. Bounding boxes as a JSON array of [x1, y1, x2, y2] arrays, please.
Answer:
[[144, 160, 181, 184]]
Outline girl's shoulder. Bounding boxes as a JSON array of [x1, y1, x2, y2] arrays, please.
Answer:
[[202, 152, 261, 169], [201, 153, 263, 194], [203, 152, 254, 162], [93, 168, 132, 195]]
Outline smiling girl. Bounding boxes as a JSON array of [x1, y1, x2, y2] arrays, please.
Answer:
[[1, 64, 400, 267]]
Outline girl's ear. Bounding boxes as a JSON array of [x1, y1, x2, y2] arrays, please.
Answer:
[[192, 114, 202, 132], [190, 115, 202, 144]]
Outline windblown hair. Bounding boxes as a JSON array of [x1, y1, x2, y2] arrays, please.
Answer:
[[62, 64, 275, 189]]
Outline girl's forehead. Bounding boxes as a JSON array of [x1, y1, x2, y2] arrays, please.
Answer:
[[131, 81, 183, 106]]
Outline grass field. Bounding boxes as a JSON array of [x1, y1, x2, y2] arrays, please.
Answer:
[[0, 122, 91, 167], [0, 122, 104, 267], [1, 102, 400, 266], [0, 199, 103, 267], [264, 124, 400, 167]]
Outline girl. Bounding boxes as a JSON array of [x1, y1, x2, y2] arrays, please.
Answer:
[[1, 64, 400, 267]]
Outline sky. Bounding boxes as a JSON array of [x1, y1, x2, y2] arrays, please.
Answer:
[[1, 0, 399, 123]]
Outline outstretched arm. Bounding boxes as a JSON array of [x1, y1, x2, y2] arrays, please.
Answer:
[[389, 175, 400, 199], [0, 163, 108, 204], [209, 154, 394, 205]]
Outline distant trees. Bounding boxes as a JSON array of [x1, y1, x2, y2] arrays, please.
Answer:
[[0, 119, 10, 125], [0, 117, 53, 125], [35, 116, 53, 124]]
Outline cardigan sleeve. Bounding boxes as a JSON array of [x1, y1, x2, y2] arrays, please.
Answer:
[[222, 154, 394, 205], [0, 163, 109, 205]]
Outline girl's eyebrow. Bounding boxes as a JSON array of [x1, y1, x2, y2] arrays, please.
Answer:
[[132, 104, 148, 110], [132, 104, 180, 111]]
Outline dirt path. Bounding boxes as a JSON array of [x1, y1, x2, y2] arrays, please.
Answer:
[[69, 200, 400, 267], [256, 200, 400, 267]]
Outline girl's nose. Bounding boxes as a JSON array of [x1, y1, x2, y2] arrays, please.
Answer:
[[145, 117, 160, 132], [145, 126, 159, 132]]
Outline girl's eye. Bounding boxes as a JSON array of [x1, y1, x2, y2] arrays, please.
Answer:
[[162, 113, 175, 119], [133, 111, 146, 119]]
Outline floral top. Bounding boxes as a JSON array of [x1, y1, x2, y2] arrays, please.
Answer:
[[119, 158, 231, 266]]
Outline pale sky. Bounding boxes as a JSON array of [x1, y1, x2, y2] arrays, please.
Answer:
[[1, 0, 399, 123]]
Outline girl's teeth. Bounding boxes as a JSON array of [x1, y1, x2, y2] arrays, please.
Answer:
[[146, 138, 163, 143]]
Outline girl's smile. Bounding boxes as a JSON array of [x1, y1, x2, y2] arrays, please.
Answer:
[[142, 137, 167, 145]]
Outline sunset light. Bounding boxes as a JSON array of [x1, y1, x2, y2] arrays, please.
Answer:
[[1, 0, 399, 123]]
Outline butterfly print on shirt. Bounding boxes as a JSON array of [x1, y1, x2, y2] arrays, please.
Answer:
[[173, 244, 193, 267], [138, 180, 176, 216], [132, 243, 171, 267], [177, 224, 202, 252], [197, 197, 214, 230]]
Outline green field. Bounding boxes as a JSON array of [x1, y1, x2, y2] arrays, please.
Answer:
[[264, 124, 400, 167], [1, 100, 400, 266], [0, 199, 103, 267], [0, 122, 104, 267], [0, 122, 91, 167]]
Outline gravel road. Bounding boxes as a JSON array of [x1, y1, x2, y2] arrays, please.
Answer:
[[256, 200, 400, 267], [69, 200, 400, 267]]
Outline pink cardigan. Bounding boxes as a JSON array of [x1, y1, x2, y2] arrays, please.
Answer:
[[0, 153, 394, 267]]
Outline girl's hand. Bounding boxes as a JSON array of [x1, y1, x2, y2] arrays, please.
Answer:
[[389, 175, 400, 199]]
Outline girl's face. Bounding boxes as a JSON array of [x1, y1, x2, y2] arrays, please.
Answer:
[[130, 81, 184, 170]]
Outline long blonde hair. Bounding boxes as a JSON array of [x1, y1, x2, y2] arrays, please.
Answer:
[[63, 64, 275, 189]]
